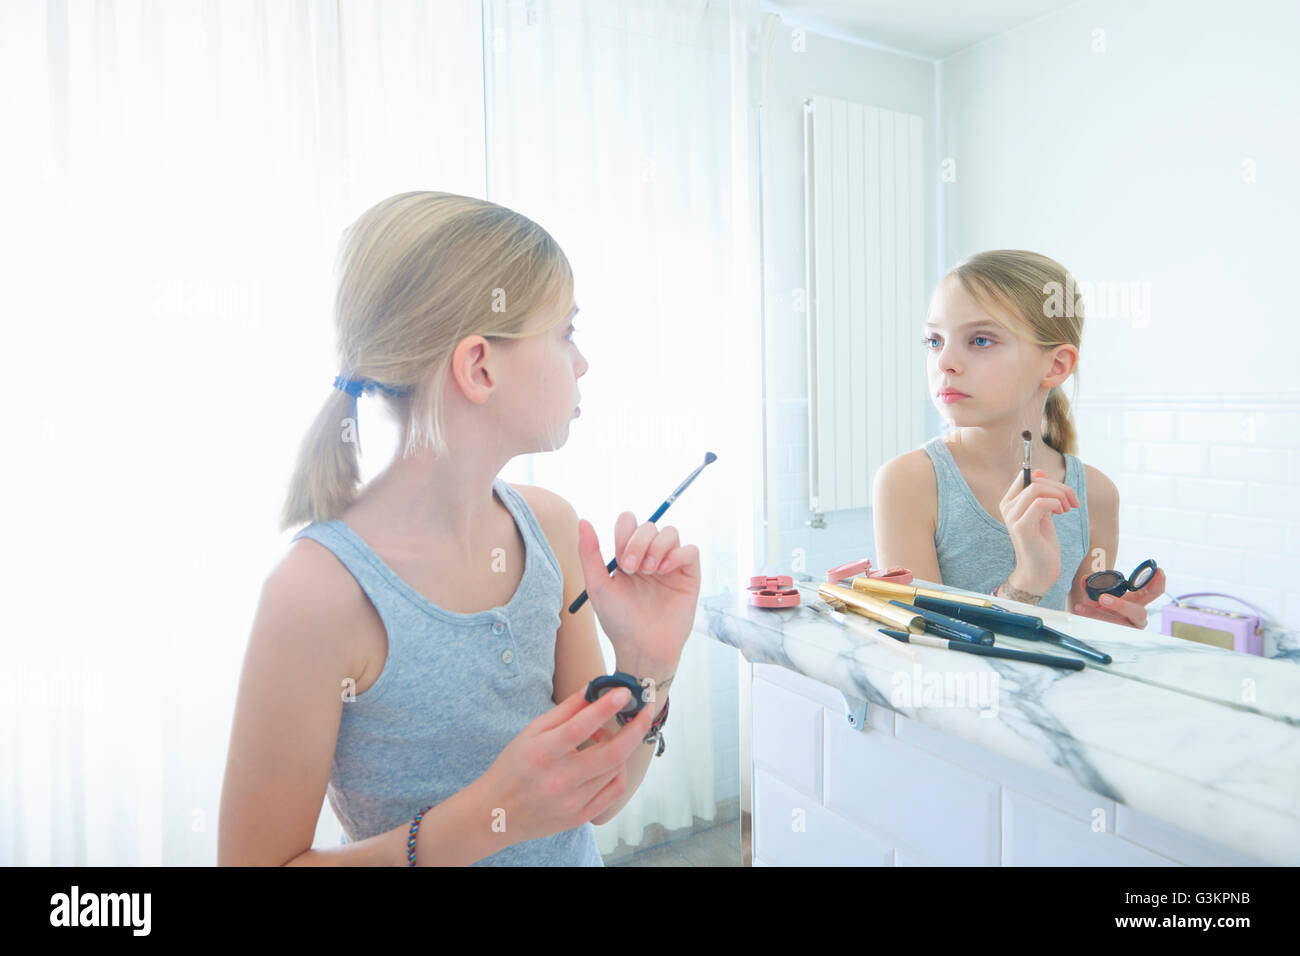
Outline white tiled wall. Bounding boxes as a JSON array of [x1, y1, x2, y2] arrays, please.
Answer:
[[1074, 396, 1300, 644]]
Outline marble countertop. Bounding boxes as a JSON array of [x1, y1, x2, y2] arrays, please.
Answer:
[[694, 578, 1300, 865]]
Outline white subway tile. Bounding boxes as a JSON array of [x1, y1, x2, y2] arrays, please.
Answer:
[[1173, 477, 1247, 513], [1209, 446, 1289, 483], [1142, 442, 1208, 477], [753, 661, 850, 712], [1243, 550, 1299, 593], [1002, 792, 1178, 867], [1122, 410, 1174, 442], [1154, 541, 1244, 580], [1248, 410, 1300, 447], [1123, 441, 1143, 471], [1118, 474, 1174, 506], [751, 676, 823, 799], [823, 712, 1000, 865], [1114, 804, 1268, 866], [1247, 483, 1300, 521], [1173, 410, 1249, 445], [1207, 515, 1285, 552], [1285, 594, 1300, 634], [754, 769, 894, 866], [894, 714, 1116, 826], [791, 471, 809, 505], [1288, 523, 1300, 557], [1139, 506, 1208, 542]]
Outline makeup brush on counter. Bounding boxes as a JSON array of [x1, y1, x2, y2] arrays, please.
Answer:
[[877, 627, 1085, 671]]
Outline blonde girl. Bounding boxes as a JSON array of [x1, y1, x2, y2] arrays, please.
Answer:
[[218, 192, 700, 865], [873, 249, 1164, 624]]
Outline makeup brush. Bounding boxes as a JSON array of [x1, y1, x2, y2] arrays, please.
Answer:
[[568, 452, 717, 613], [1021, 430, 1033, 488], [878, 628, 1085, 671]]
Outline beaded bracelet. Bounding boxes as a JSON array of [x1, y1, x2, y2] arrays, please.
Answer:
[[407, 805, 433, 866]]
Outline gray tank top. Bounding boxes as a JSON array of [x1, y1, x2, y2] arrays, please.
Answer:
[[921, 436, 1089, 611], [290, 476, 604, 866]]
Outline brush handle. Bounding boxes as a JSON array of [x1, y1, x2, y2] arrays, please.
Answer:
[[880, 628, 1083, 670], [568, 498, 672, 613], [959, 641, 1084, 670]]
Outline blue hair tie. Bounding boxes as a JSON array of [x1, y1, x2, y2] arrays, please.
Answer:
[[333, 375, 412, 398]]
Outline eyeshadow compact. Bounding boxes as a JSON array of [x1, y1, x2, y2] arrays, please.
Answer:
[[1085, 558, 1157, 602]]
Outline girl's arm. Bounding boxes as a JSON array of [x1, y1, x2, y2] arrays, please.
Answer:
[[872, 451, 943, 583], [527, 487, 664, 825], [218, 550, 494, 866], [1064, 465, 1119, 613]]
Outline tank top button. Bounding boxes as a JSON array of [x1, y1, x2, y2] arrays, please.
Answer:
[[492, 622, 504, 634], [500, 649, 514, 664]]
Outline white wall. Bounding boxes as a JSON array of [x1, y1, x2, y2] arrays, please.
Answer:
[[761, 15, 940, 580], [939, 0, 1300, 635]]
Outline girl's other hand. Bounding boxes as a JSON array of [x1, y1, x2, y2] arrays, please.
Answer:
[[471, 686, 657, 849], [1073, 567, 1167, 629], [998, 468, 1079, 595]]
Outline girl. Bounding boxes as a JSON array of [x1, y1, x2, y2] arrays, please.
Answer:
[[873, 249, 1164, 625], [218, 192, 700, 866]]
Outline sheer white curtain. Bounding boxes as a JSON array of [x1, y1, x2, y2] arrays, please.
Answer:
[[485, 0, 761, 853], [0, 0, 485, 865], [0, 0, 760, 865]]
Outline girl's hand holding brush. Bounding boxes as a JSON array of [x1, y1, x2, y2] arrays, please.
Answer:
[[576, 513, 700, 680], [998, 468, 1080, 597]]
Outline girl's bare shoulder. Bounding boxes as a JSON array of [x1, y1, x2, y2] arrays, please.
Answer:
[[255, 536, 375, 679], [1081, 463, 1119, 518], [874, 447, 939, 504]]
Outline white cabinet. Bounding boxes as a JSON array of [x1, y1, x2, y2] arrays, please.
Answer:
[[746, 662, 1265, 867]]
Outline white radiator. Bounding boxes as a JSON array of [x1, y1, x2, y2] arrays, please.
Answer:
[[803, 95, 927, 513]]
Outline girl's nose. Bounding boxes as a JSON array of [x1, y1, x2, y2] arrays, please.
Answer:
[[937, 345, 960, 374]]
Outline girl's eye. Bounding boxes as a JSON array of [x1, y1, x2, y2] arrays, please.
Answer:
[[566, 324, 576, 342], [922, 335, 939, 349], [972, 335, 994, 347]]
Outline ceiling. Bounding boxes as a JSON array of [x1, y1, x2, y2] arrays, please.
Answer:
[[761, 0, 1085, 59]]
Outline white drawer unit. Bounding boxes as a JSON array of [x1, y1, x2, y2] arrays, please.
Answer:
[[745, 662, 1269, 867]]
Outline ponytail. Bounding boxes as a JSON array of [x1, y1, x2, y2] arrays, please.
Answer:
[[277, 191, 574, 533], [1041, 385, 1078, 457], [279, 387, 370, 531]]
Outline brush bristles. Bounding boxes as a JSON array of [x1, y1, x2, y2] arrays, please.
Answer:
[[705, 451, 717, 464]]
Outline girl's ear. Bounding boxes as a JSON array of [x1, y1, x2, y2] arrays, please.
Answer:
[[449, 334, 496, 403], [1042, 343, 1079, 387]]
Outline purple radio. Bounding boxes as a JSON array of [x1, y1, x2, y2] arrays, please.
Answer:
[[1160, 592, 1264, 656]]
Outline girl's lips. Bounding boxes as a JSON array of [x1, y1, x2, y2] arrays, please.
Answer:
[[938, 391, 969, 404]]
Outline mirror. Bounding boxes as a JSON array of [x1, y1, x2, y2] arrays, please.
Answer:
[[758, 2, 1298, 665]]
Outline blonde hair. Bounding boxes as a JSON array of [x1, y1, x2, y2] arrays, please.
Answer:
[[946, 249, 1083, 457], [280, 191, 573, 531]]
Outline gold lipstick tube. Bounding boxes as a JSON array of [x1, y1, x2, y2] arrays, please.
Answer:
[[850, 576, 993, 608], [818, 583, 924, 634]]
